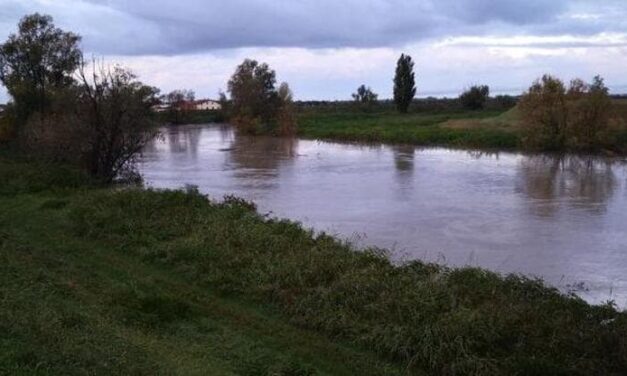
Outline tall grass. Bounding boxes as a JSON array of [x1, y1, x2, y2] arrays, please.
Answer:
[[69, 188, 627, 375], [0, 149, 91, 195]]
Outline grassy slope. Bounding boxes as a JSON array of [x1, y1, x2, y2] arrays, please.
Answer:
[[1, 154, 626, 375], [0, 159, 400, 375]]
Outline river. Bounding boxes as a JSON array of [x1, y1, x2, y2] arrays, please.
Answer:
[[139, 124, 627, 307]]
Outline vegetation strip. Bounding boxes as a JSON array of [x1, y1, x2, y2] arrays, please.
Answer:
[[1, 156, 626, 375]]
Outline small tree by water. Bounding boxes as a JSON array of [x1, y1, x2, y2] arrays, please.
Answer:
[[519, 75, 612, 151], [226, 59, 295, 136]]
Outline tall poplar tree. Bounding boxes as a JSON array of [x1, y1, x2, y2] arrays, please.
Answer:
[[393, 54, 416, 114]]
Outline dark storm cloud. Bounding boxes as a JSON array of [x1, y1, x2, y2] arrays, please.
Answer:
[[82, 0, 569, 54], [0, 0, 625, 55]]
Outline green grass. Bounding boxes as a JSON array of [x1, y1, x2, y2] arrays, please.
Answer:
[[1, 153, 626, 375], [297, 109, 521, 149], [297, 102, 627, 152], [0, 157, 400, 376]]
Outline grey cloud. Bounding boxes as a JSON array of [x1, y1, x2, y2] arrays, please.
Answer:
[[1, 0, 625, 56]]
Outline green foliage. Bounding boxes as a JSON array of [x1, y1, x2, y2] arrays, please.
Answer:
[[0, 168, 400, 375], [0, 151, 91, 195], [71, 64, 160, 182], [67, 187, 627, 375], [352, 85, 378, 109], [519, 75, 614, 151], [460, 85, 490, 110], [393, 54, 416, 113], [0, 13, 81, 123], [226, 59, 296, 136], [297, 109, 520, 149], [228, 59, 279, 133], [2, 157, 627, 374]]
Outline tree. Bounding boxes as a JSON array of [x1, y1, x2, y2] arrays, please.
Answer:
[[163, 89, 195, 124], [519, 75, 611, 151], [0, 13, 81, 122], [519, 75, 567, 150], [565, 75, 611, 150], [276, 82, 296, 136], [393, 54, 416, 113], [164, 89, 195, 109], [76, 63, 160, 182], [227, 59, 282, 133], [460, 85, 490, 110], [352, 85, 378, 107]]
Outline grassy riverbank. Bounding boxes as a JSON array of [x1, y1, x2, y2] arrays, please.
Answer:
[[298, 108, 520, 149], [297, 100, 627, 152], [1, 153, 626, 375]]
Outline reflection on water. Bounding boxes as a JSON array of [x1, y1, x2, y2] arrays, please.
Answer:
[[391, 145, 416, 199], [518, 156, 617, 217], [168, 125, 202, 157], [140, 124, 627, 307]]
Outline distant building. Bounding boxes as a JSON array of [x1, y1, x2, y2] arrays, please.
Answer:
[[152, 99, 222, 113], [194, 99, 221, 111]]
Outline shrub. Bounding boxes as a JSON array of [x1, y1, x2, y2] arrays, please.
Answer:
[[492, 95, 517, 110], [0, 104, 17, 142], [460, 85, 490, 110], [519, 75, 567, 150], [519, 75, 612, 151], [565, 76, 612, 150], [352, 85, 378, 111]]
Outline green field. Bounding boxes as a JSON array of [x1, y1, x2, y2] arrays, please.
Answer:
[[297, 108, 521, 149], [1, 153, 626, 375], [296, 101, 627, 152]]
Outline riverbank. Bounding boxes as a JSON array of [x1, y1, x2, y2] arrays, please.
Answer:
[[156, 109, 225, 125], [296, 100, 627, 152], [1, 153, 626, 375]]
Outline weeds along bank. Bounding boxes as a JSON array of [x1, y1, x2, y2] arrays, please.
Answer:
[[1, 156, 626, 375]]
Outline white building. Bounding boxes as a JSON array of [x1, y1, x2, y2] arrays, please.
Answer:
[[194, 99, 221, 111]]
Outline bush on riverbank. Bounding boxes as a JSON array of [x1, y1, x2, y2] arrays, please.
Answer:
[[68, 186, 627, 375], [519, 75, 618, 152]]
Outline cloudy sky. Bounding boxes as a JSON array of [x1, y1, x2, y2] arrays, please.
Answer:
[[1, 0, 627, 102]]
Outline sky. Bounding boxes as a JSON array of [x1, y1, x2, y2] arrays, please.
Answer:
[[1, 0, 627, 102]]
